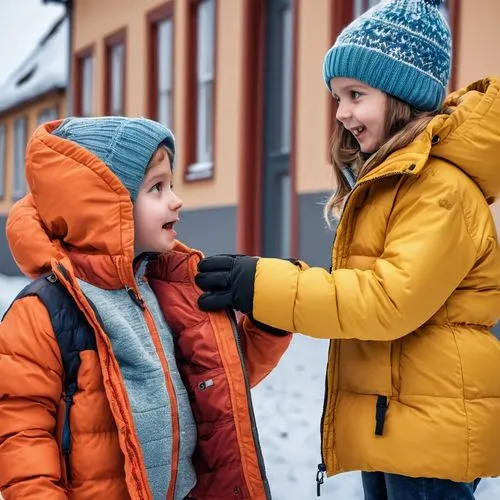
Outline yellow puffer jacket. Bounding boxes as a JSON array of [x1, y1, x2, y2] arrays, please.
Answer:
[[252, 77, 500, 482]]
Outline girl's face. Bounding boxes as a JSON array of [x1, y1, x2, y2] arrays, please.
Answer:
[[330, 77, 388, 154], [133, 153, 183, 255]]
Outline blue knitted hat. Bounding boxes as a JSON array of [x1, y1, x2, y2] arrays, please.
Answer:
[[323, 0, 452, 111], [52, 116, 175, 200]]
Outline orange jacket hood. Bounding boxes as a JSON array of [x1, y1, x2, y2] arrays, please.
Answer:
[[6, 120, 192, 282]]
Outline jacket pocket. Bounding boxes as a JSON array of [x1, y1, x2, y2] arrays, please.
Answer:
[[337, 339, 393, 397], [184, 368, 232, 424]]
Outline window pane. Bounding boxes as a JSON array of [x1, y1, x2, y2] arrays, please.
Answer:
[[196, 81, 212, 163], [157, 19, 173, 127], [280, 5, 292, 153], [354, 0, 379, 17], [440, 0, 450, 21], [82, 56, 93, 117], [111, 44, 124, 115], [38, 107, 58, 125], [203, 80, 213, 161], [195, 0, 214, 164], [353, 0, 363, 18], [157, 19, 172, 92], [13, 117, 27, 199], [197, 0, 214, 81], [280, 173, 291, 258], [158, 92, 172, 130], [0, 125, 5, 198]]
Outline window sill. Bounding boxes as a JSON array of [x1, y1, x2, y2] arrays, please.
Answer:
[[185, 161, 213, 182]]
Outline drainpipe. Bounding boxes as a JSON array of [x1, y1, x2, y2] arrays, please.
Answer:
[[42, 0, 73, 116]]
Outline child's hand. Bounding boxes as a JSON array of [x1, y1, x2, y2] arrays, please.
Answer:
[[195, 254, 257, 313]]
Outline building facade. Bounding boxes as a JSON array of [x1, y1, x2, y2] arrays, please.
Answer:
[[0, 15, 68, 274], [1, 0, 499, 275]]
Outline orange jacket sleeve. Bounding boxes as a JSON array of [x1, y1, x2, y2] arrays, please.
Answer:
[[237, 314, 292, 387], [0, 297, 67, 499]]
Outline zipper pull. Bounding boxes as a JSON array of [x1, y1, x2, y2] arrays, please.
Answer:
[[316, 463, 326, 497], [126, 286, 146, 310]]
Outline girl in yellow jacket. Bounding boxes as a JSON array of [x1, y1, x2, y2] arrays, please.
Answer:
[[195, 0, 500, 499]]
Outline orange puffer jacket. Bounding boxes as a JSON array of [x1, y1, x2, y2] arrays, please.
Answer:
[[0, 121, 291, 500]]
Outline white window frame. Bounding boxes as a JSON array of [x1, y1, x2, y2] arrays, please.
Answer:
[[37, 106, 59, 125], [81, 55, 93, 117], [109, 43, 125, 116], [186, 0, 215, 181], [157, 18, 173, 129], [0, 125, 5, 198], [13, 116, 28, 200]]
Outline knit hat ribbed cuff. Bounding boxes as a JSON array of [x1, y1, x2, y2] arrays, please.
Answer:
[[323, 44, 446, 111], [52, 117, 176, 200]]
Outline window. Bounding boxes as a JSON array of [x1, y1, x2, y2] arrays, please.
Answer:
[[440, 0, 450, 20], [148, 3, 174, 128], [0, 125, 5, 198], [278, 3, 294, 258], [38, 106, 59, 125], [279, 4, 293, 154], [13, 116, 28, 199], [105, 29, 126, 116], [186, 0, 215, 181], [353, 0, 380, 18], [156, 20, 173, 127], [75, 46, 94, 117]]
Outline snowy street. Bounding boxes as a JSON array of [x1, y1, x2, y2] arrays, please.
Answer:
[[1, 275, 499, 499]]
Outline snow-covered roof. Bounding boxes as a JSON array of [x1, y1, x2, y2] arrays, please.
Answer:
[[0, 15, 68, 115]]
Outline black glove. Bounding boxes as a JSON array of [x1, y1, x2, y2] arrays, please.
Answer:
[[195, 255, 257, 313]]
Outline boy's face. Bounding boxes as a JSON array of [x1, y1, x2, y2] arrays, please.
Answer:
[[133, 153, 183, 255]]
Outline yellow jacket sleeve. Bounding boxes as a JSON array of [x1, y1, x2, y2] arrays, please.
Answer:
[[253, 174, 478, 340]]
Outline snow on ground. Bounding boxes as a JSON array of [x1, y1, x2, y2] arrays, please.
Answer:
[[1, 274, 499, 499], [0, 274, 30, 317]]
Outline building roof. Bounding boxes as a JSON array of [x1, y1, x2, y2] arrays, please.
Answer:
[[0, 15, 68, 115]]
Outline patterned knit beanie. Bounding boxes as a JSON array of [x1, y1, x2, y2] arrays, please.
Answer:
[[52, 116, 175, 200], [323, 0, 452, 111]]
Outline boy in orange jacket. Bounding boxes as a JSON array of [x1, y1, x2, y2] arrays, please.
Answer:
[[0, 117, 290, 500]]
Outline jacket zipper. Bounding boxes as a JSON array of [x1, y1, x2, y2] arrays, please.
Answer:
[[129, 283, 181, 500], [228, 311, 272, 500], [56, 263, 147, 500], [317, 169, 414, 493]]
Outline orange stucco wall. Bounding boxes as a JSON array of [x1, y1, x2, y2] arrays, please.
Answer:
[[455, 0, 500, 89], [0, 92, 66, 214], [454, 0, 500, 228], [69, 0, 500, 217], [294, 0, 335, 196]]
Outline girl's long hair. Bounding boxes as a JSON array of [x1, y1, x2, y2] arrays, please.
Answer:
[[323, 95, 452, 224]]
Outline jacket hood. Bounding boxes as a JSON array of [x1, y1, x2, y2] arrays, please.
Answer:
[[6, 120, 193, 281], [363, 77, 500, 204], [430, 76, 500, 203]]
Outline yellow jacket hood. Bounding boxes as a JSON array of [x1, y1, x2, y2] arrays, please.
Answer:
[[431, 76, 500, 203]]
